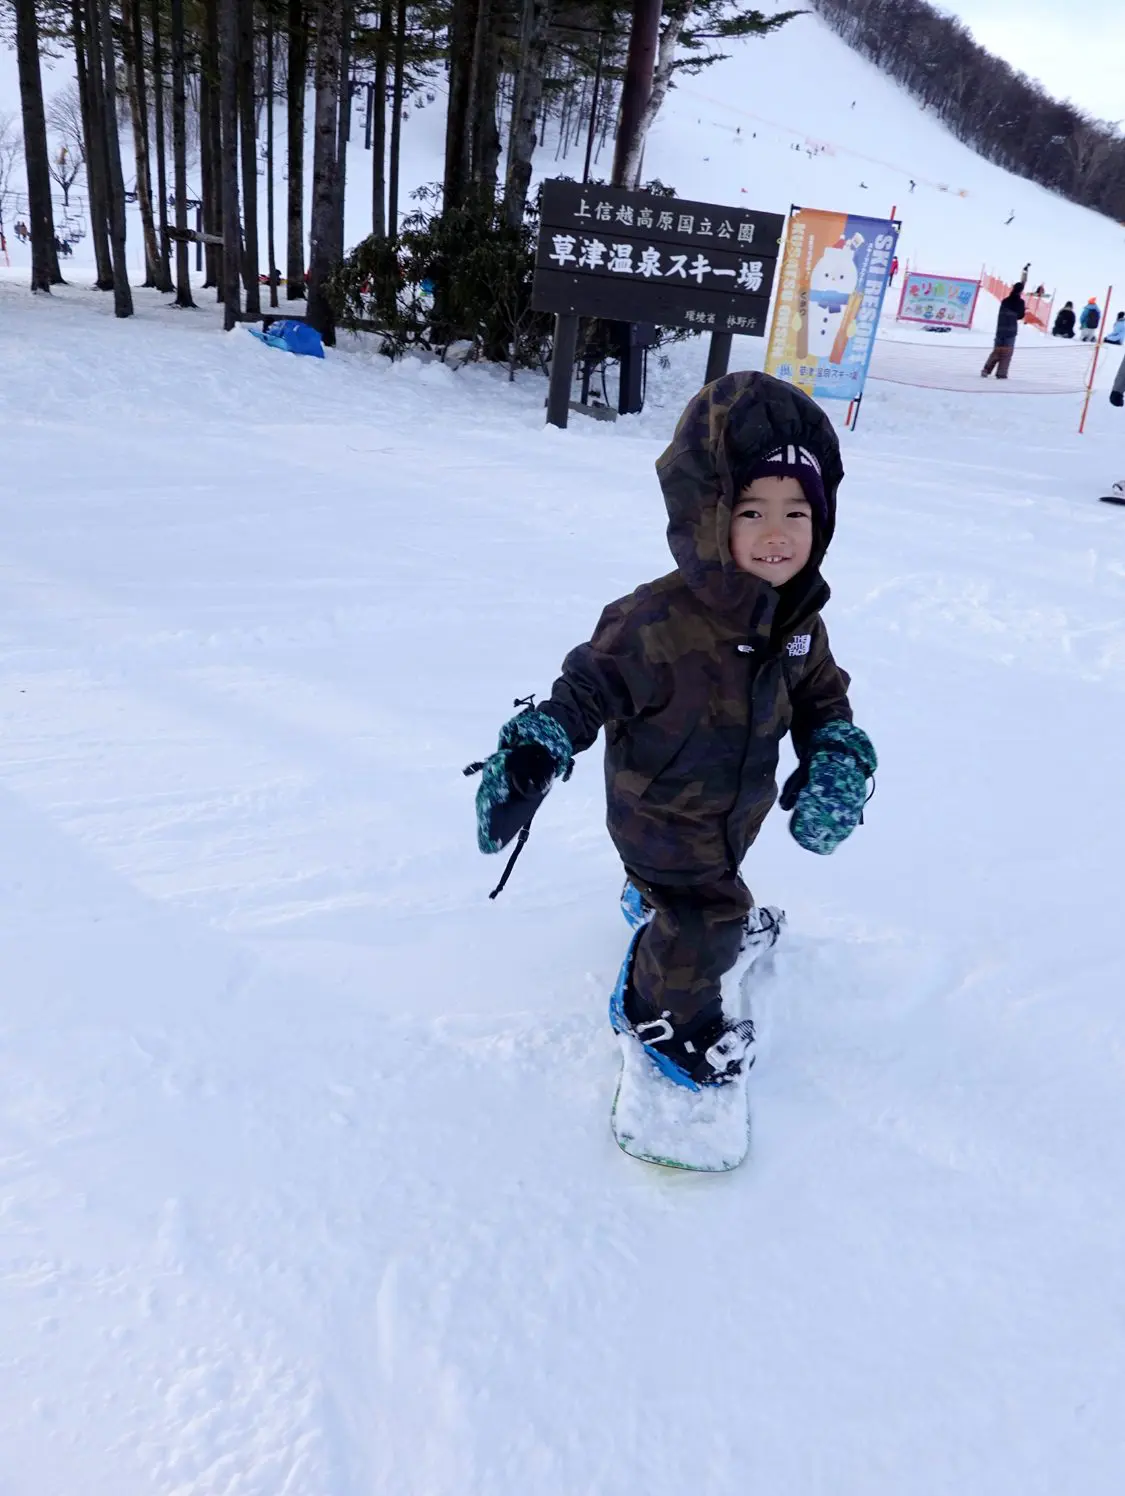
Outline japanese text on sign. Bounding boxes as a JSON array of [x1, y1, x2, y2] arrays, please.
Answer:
[[531, 179, 784, 337], [546, 234, 765, 295], [897, 273, 980, 328]]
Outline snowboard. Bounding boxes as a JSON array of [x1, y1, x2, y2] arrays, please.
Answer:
[[609, 891, 783, 1172], [1100, 493, 1125, 506], [611, 1034, 751, 1172]]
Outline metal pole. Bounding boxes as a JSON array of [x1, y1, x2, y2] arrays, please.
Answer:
[[582, 32, 604, 186], [195, 202, 202, 272], [547, 313, 579, 428], [704, 330, 732, 385]]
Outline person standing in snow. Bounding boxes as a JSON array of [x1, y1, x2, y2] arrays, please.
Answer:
[[470, 374, 874, 1089], [1100, 351, 1125, 504], [981, 281, 1026, 379], [1053, 301, 1076, 338], [1080, 299, 1101, 341]]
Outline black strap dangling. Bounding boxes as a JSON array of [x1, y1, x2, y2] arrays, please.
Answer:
[[488, 824, 531, 900]]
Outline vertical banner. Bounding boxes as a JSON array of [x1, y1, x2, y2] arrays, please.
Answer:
[[765, 207, 900, 401]]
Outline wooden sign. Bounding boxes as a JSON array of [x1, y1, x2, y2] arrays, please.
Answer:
[[532, 180, 785, 336]]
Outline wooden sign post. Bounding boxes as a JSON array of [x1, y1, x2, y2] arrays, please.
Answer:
[[533, 181, 784, 429]]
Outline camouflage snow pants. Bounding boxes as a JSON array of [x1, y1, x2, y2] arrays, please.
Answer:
[[626, 868, 753, 1026]]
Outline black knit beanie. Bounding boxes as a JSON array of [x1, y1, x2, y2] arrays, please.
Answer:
[[737, 444, 828, 526]]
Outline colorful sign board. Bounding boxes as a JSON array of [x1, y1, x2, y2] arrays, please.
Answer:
[[764, 207, 900, 400], [532, 181, 785, 336], [897, 272, 981, 327]]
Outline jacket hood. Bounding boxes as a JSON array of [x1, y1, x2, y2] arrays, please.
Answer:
[[655, 370, 844, 626]]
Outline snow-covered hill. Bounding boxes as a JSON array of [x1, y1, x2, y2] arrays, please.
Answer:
[[4, 13, 1125, 1496]]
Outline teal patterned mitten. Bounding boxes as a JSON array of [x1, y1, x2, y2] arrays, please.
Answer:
[[787, 721, 877, 856], [472, 708, 574, 854]]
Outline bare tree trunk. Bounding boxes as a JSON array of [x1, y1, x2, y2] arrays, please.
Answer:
[[387, 0, 406, 237], [72, 0, 114, 288], [219, 0, 243, 327], [150, 0, 174, 290], [98, 0, 135, 314], [286, 0, 307, 298], [443, 0, 482, 213], [621, 3, 685, 187], [306, 0, 342, 342], [202, 0, 223, 291], [503, 0, 550, 227], [15, 0, 62, 290], [470, 0, 501, 198], [333, 0, 352, 259], [170, 0, 194, 305], [371, 0, 390, 236], [612, 0, 662, 187], [125, 0, 161, 287], [266, 2, 278, 305], [238, 0, 261, 313]]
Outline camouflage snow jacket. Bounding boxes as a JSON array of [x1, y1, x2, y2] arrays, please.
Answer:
[[540, 371, 854, 887]]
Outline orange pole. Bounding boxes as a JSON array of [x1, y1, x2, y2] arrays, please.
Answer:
[[1079, 283, 1113, 435]]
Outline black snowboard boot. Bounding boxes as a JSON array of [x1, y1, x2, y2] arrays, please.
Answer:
[[622, 986, 756, 1090]]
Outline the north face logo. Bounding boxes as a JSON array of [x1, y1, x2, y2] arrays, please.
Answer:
[[786, 635, 811, 657]]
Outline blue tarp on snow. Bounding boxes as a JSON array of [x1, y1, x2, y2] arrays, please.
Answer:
[[249, 319, 325, 358]]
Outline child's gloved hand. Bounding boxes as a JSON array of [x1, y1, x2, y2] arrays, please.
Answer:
[[1110, 389, 1123, 408], [470, 708, 574, 853], [780, 721, 877, 856]]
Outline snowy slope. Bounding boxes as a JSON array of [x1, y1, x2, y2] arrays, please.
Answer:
[[4, 5, 1125, 305], [4, 265, 1125, 1494], [5, 13, 1125, 1494]]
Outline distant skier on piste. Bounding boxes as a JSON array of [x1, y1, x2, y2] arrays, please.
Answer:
[[468, 373, 876, 1168]]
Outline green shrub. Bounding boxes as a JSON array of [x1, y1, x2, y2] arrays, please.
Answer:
[[326, 186, 553, 377]]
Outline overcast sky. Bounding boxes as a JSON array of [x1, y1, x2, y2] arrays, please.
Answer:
[[940, 1, 1123, 123]]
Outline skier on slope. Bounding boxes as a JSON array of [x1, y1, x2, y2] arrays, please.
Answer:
[[470, 373, 875, 1090]]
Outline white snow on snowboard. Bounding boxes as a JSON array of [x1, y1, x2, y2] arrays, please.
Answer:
[[610, 920, 783, 1171], [611, 1034, 751, 1171]]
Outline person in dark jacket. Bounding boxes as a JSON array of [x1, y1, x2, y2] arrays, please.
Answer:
[[982, 281, 1026, 378], [1053, 301, 1076, 338], [472, 373, 875, 1088]]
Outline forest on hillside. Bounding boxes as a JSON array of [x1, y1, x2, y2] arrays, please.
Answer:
[[3, 0, 1122, 365], [813, 0, 1125, 223], [0, 0, 792, 353]]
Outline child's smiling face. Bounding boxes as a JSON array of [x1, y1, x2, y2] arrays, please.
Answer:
[[729, 476, 814, 586]]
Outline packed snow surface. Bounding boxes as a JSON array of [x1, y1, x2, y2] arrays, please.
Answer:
[[4, 265, 1125, 1495], [5, 7, 1125, 1491]]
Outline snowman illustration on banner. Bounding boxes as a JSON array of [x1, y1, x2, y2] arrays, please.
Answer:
[[800, 230, 866, 362]]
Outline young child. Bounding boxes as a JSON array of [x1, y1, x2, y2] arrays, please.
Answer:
[[472, 371, 876, 1090]]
